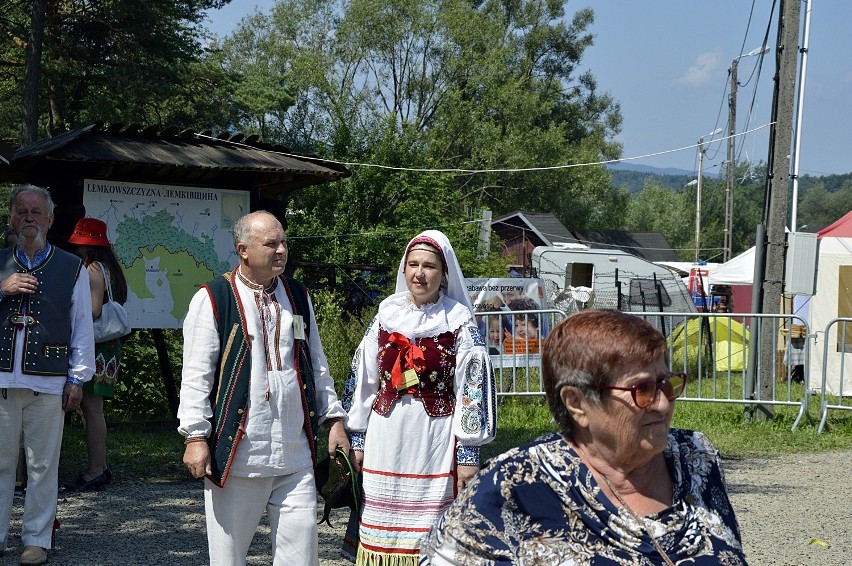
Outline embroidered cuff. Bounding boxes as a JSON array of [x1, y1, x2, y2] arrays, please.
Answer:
[[66, 377, 83, 387], [349, 431, 365, 451], [456, 445, 480, 466]]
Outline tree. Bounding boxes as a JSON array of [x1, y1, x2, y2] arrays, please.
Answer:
[[215, 0, 624, 268], [624, 159, 766, 263], [0, 0, 233, 144], [797, 179, 852, 231], [625, 182, 693, 260]]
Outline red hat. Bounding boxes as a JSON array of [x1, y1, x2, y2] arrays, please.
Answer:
[[68, 218, 111, 247]]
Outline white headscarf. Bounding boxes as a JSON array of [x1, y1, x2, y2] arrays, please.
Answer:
[[379, 230, 474, 338], [394, 230, 473, 312]]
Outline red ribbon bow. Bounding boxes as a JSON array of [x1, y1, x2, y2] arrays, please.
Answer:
[[387, 332, 426, 390]]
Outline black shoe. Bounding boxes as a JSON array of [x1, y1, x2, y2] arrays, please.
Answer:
[[64, 470, 110, 492]]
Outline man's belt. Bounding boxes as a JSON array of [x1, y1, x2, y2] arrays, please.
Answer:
[[8, 314, 37, 327]]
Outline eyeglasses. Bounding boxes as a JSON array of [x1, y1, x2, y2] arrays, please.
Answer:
[[599, 372, 687, 409]]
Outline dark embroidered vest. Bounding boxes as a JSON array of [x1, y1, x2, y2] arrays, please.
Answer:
[[204, 269, 320, 487], [372, 327, 457, 417], [0, 246, 83, 375]]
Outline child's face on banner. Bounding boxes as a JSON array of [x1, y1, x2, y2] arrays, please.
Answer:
[[488, 317, 502, 345], [515, 317, 539, 339]]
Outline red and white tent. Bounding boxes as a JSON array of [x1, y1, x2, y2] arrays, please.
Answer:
[[808, 210, 852, 395]]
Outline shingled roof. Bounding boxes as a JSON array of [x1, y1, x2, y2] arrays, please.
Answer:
[[571, 229, 679, 262], [491, 211, 581, 247], [492, 211, 678, 263], [0, 123, 350, 198]]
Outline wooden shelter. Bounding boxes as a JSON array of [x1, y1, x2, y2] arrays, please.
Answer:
[[0, 123, 351, 416], [0, 123, 349, 230]]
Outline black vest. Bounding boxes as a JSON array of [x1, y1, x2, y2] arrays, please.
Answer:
[[203, 269, 321, 487], [0, 246, 83, 375]]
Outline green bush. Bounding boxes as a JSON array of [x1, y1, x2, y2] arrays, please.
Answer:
[[311, 288, 374, 390], [107, 329, 183, 422]]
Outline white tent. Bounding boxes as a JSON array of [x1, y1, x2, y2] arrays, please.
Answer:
[[709, 247, 755, 285], [707, 247, 756, 313], [655, 261, 719, 277], [808, 211, 852, 395]]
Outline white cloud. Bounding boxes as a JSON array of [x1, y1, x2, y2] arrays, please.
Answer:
[[675, 51, 721, 86]]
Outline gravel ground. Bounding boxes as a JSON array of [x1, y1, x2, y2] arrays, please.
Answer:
[[2, 450, 850, 565]]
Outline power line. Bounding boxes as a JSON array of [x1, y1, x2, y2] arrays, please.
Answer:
[[198, 124, 772, 176]]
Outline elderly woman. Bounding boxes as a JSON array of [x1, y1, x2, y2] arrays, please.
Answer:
[[420, 309, 747, 565], [344, 230, 497, 565]]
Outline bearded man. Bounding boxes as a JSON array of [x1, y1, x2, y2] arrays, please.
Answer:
[[0, 184, 95, 566]]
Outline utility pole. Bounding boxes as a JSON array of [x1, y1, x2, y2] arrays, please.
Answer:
[[724, 61, 738, 263], [694, 137, 705, 264], [725, 46, 769, 263], [754, 0, 801, 420], [693, 128, 721, 263]]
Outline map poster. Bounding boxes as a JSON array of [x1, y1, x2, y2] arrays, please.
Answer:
[[82, 179, 249, 329]]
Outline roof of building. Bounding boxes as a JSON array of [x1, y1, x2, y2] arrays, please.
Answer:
[[0, 123, 350, 198], [492, 210, 678, 262], [491, 211, 581, 246], [572, 229, 679, 262]]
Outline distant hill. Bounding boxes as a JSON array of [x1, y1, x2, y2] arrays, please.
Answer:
[[608, 163, 852, 195], [607, 162, 695, 177], [607, 163, 699, 193]]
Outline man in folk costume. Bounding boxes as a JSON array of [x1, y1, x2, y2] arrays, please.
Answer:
[[178, 211, 349, 566], [343, 230, 497, 565], [0, 185, 95, 566]]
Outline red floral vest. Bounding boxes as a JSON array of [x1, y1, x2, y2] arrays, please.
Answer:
[[372, 327, 457, 417]]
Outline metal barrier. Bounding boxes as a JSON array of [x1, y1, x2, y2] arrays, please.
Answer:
[[817, 318, 852, 433], [484, 310, 811, 431], [478, 308, 566, 396]]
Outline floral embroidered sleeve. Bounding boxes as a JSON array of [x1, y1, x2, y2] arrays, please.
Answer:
[[343, 317, 380, 449], [451, 320, 497, 464]]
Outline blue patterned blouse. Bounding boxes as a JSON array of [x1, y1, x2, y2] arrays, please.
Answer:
[[420, 429, 747, 565]]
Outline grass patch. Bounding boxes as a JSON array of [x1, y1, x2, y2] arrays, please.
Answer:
[[64, 395, 852, 483], [60, 418, 186, 484]]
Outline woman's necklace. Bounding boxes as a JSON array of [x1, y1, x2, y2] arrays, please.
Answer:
[[599, 474, 676, 566]]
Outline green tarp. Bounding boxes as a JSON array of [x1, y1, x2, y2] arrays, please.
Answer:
[[669, 317, 749, 372]]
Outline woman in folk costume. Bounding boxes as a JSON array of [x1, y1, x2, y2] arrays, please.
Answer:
[[343, 230, 497, 565]]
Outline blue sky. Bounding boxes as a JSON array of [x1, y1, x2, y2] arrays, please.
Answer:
[[205, 1, 850, 176]]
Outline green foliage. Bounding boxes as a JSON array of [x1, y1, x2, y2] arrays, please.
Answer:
[[0, 0, 231, 142], [796, 178, 852, 230], [311, 288, 372, 389], [108, 330, 183, 422], [212, 0, 625, 255], [624, 161, 765, 261]]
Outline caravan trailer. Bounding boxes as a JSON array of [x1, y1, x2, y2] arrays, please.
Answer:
[[531, 244, 696, 317]]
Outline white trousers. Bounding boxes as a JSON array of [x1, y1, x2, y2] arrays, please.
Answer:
[[204, 467, 319, 566], [0, 388, 63, 549]]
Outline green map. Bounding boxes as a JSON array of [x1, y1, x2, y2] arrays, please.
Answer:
[[82, 180, 249, 328]]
